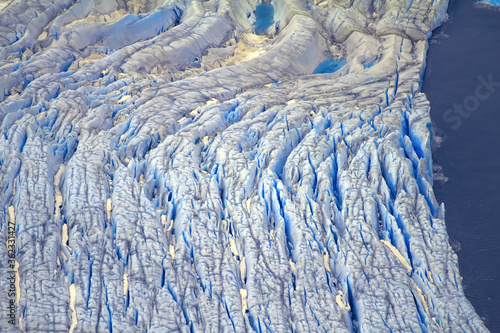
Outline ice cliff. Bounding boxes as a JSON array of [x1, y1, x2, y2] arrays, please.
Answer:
[[0, 0, 488, 332]]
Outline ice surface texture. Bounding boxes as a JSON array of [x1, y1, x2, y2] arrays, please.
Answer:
[[0, 0, 488, 332]]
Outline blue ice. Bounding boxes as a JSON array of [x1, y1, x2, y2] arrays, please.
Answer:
[[253, 3, 274, 35], [363, 60, 376, 68], [482, 0, 500, 5]]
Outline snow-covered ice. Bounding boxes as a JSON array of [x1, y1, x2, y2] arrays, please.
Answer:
[[0, 0, 488, 332]]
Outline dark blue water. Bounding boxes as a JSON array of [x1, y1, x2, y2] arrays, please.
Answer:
[[253, 3, 274, 35], [422, 0, 500, 331], [313, 57, 346, 74]]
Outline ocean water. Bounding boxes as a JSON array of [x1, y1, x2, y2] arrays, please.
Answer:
[[421, 0, 500, 331], [253, 3, 274, 35]]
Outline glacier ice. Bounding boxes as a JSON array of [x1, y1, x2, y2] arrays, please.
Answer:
[[0, 0, 488, 332]]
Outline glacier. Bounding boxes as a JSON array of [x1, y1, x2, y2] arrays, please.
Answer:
[[0, 0, 489, 332]]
